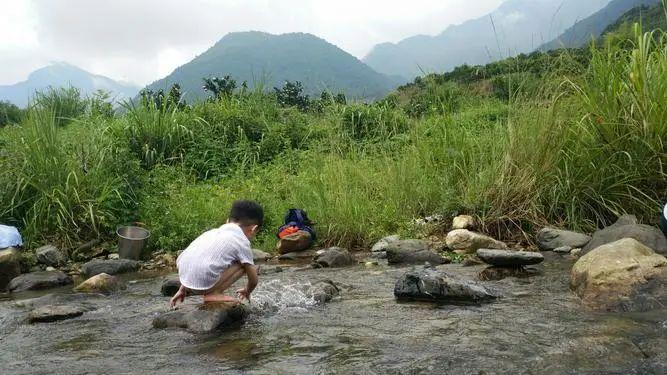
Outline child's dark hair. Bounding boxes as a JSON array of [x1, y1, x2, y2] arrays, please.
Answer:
[[229, 200, 264, 227]]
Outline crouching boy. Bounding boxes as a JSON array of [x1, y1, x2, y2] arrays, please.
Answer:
[[170, 200, 263, 307]]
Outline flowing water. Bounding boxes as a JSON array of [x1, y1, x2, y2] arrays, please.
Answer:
[[1, 253, 665, 374]]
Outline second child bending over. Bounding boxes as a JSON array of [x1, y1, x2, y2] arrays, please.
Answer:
[[170, 200, 263, 307]]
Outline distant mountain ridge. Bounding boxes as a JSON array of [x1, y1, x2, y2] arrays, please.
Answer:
[[144, 31, 399, 101], [363, 0, 611, 79], [0, 63, 140, 108], [539, 0, 662, 50]]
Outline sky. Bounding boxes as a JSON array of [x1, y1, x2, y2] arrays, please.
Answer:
[[0, 0, 504, 86]]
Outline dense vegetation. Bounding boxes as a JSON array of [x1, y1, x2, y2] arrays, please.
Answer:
[[1, 20, 666, 257], [144, 31, 398, 102]]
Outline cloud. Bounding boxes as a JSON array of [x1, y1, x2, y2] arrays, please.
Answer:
[[0, 0, 503, 85]]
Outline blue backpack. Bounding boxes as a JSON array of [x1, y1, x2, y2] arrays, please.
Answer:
[[277, 209, 316, 241]]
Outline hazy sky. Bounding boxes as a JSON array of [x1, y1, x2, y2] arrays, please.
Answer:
[[0, 0, 504, 86]]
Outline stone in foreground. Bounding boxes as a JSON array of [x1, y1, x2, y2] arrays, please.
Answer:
[[582, 215, 667, 256], [312, 247, 356, 268], [476, 249, 544, 267], [386, 240, 447, 265], [152, 302, 249, 333], [35, 245, 68, 267], [81, 259, 141, 277], [310, 280, 340, 303], [74, 273, 125, 294], [571, 238, 667, 312], [0, 247, 21, 291], [8, 271, 72, 292], [536, 228, 591, 251], [394, 269, 498, 303], [452, 215, 476, 230], [445, 229, 508, 253], [28, 304, 87, 323], [370, 235, 400, 253], [161, 276, 181, 296]]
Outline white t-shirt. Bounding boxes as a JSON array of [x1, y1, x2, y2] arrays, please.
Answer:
[[176, 223, 254, 291]]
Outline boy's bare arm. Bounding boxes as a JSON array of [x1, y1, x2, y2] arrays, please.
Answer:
[[237, 264, 258, 300]]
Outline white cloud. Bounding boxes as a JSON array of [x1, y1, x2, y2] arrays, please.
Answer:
[[0, 0, 504, 85]]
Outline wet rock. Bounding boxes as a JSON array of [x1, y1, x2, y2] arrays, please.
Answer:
[[152, 302, 249, 333], [278, 249, 317, 261], [311, 279, 340, 303], [370, 251, 387, 259], [461, 256, 484, 267], [371, 235, 400, 253], [14, 293, 102, 309], [476, 249, 544, 267], [536, 228, 591, 251], [252, 249, 272, 262], [0, 247, 21, 291], [161, 276, 181, 296], [571, 238, 667, 312], [478, 266, 541, 281], [35, 245, 68, 267], [257, 265, 283, 275], [81, 259, 141, 277], [8, 271, 72, 292], [386, 240, 448, 265], [28, 304, 87, 323], [445, 229, 508, 253], [553, 246, 573, 254], [452, 215, 476, 230], [394, 268, 498, 303], [312, 247, 356, 268], [74, 273, 125, 294], [571, 248, 582, 256], [582, 215, 667, 256], [276, 231, 312, 254]]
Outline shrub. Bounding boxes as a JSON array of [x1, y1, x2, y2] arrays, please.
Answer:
[[32, 86, 87, 126]]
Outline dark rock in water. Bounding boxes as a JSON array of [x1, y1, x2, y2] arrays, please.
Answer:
[[394, 269, 498, 303], [252, 249, 272, 262], [476, 249, 544, 267], [582, 215, 667, 256], [478, 266, 541, 281], [257, 265, 283, 275], [14, 293, 102, 309], [461, 256, 484, 267], [312, 247, 356, 268], [161, 276, 181, 296], [28, 305, 86, 323], [0, 248, 21, 291], [311, 280, 340, 303], [536, 228, 591, 251], [74, 273, 125, 294], [278, 249, 317, 261], [81, 259, 141, 277], [35, 245, 68, 267], [386, 240, 448, 265], [371, 235, 400, 252], [152, 302, 249, 333], [8, 271, 72, 292]]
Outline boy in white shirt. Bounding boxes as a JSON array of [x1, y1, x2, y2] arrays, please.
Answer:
[[170, 200, 263, 307]]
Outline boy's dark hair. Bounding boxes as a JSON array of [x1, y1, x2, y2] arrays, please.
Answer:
[[229, 200, 264, 227]]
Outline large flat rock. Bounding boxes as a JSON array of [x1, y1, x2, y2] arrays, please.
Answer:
[[394, 268, 498, 303], [81, 259, 141, 277], [536, 228, 591, 251], [386, 240, 447, 265], [8, 271, 72, 292], [152, 302, 249, 333], [476, 249, 544, 267], [28, 305, 87, 323], [312, 247, 356, 268], [445, 229, 508, 253], [582, 215, 667, 256]]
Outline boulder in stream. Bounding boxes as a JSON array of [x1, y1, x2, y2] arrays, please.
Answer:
[[311, 279, 340, 303], [28, 304, 87, 323], [476, 249, 544, 267], [581, 215, 667, 256], [312, 247, 356, 268], [536, 228, 591, 251], [152, 302, 249, 333], [0, 247, 21, 291], [35, 245, 68, 267], [386, 240, 448, 265], [161, 276, 182, 296], [74, 273, 125, 294], [445, 229, 508, 253], [81, 259, 141, 277], [8, 271, 72, 292], [394, 268, 498, 303], [571, 238, 667, 312]]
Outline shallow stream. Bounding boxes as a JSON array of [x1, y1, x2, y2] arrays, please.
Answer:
[[1, 253, 665, 374]]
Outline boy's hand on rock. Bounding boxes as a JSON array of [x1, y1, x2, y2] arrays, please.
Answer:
[[236, 288, 250, 302], [170, 287, 186, 307]]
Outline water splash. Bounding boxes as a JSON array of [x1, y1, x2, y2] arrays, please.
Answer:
[[249, 279, 321, 315]]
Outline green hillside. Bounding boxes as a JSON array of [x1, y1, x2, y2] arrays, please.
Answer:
[[603, 1, 667, 35], [144, 31, 398, 102]]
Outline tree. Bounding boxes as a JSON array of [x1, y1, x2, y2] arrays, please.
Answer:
[[274, 81, 310, 111], [0, 101, 24, 127], [202, 75, 237, 99]]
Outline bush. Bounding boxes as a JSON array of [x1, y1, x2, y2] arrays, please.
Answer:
[[339, 103, 409, 141], [0, 101, 24, 127], [32, 86, 87, 127]]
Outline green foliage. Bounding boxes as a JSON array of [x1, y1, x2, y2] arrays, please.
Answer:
[[139, 84, 186, 110], [274, 81, 310, 111], [32, 86, 87, 127], [339, 103, 409, 141], [203, 75, 246, 100], [0, 101, 24, 127], [88, 90, 115, 119]]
